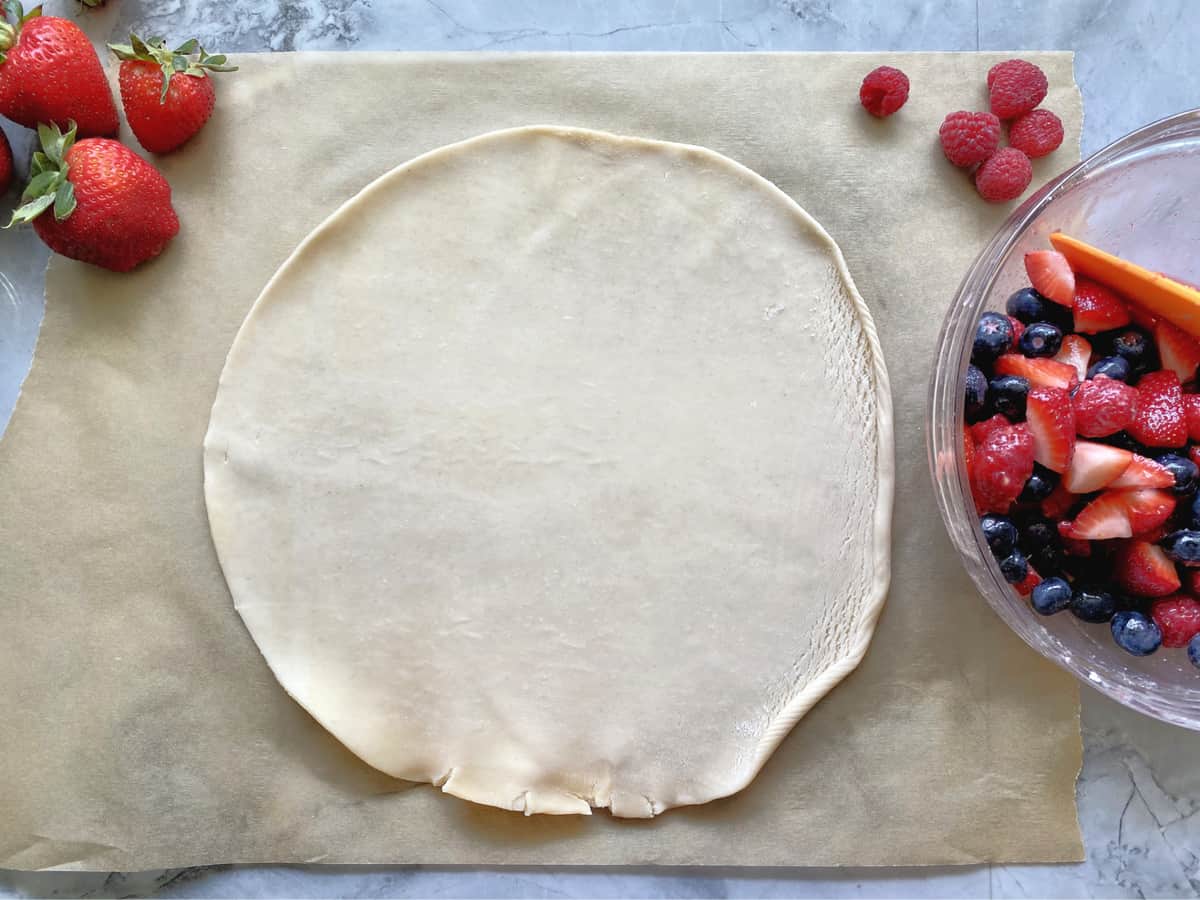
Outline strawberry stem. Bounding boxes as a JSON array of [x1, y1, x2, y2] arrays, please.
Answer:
[[5, 121, 77, 229], [109, 32, 237, 103]]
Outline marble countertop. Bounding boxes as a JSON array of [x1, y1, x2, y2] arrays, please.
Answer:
[[2, 1, 1199, 897]]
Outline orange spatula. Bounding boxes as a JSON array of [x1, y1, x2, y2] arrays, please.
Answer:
[[1049, 232, 1200, 338]]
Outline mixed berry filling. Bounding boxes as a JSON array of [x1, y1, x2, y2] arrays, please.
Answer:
[[964, 244, 1200, 668]]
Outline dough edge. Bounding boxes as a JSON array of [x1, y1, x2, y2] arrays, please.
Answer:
[[202, 124, 896, 817]]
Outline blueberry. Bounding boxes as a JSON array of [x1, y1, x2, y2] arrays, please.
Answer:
[[1086, 355, 1131, 383], [1070, 585, 1117, 623], [1019, 322, 1063, 358], [1030, 577, 1073, 615], [1005, 287, 1049, 324], [1017, 511, 1058, 552], [1061, 552, 1111, 583], [1018, 466, 1059, 504], [1189, 634, 1200, 669], [1111, 329, 1154, 372], [1110, 611, 1163, 657], [972, 312, 1015, 366], [980, 514, 1019, 559], [1156, 453, 1198, 494], [999, 550, 1029, 584], [1030, 545, 1067, 577], [989, 375, 1029, 421], [965, 364, 988, 421], [1189, 493, 1200, 528], [1162, 529, 1200, 565]]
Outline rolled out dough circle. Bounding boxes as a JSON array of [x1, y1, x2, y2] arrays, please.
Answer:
[[203, 125, 894, 817]]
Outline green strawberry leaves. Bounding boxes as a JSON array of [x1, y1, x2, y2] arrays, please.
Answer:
[[5, 121, 77, 228], [0, 3, 42, 63], [109, 33, 237, 103]]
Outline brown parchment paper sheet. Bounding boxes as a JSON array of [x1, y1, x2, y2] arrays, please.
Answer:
[[0, 52, 1084, 871]]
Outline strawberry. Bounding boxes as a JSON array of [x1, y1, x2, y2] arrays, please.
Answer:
[[1062, 536, 1092, 557], [963, 425, 976, 483], [1123, 489, 1177, 534], [1114, 540, 1181, 598], [1071, 376, 1137, 437], [1013, 565, 1041, 597], [971, 422, 1035, 513], [0, 126, 10, 194], [1072, 278, 1131, 333], [1127, 301, 1159, 331], [1026, 386, 1075, 472], [1132, 523, 1170, 544], [6, 122, 178, 272], [1185, 395, 1200, 442], [1059, 491, 1135, 540], [1185, 568, 1200, 595], [1062, 441, 1132, 493], [994, 354, 1078, 391], [1154, 320, 1200, 384], [1059, 489, 1175, 541], [1053, 334, 1092, 383], [110, 34, 236, 154], [1007, 315, 1024, 348], [970, 413, 1011, 446], [1108, 454, 1175, 490], [1149, 596, 1200, 648], [1041, 481, 1080, 520], [1129, 370, 1188, 448], [1024, 250, 1075, 306], [0, 3, 118, 137]]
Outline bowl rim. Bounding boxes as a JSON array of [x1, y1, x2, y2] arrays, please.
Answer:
[[927, 107, 1200, 730]]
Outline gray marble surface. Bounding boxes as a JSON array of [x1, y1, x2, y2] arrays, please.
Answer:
[[2, 1, 1199, 897]]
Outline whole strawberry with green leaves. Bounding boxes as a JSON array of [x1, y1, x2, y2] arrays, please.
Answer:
[[110, 33, 236, 154], [7, 121, 179, 272], [0, 1, 119, 136]]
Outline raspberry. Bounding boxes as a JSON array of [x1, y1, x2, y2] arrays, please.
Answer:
[[1149, 596, 1200, 648], [1071, 376, 1138, 437], [975, 148, 1033, 202], [939, 110, 1002, 168], [1009, 109, 1064, 159], [987, 59, 1049, 119], [859, 66, 910, 117]]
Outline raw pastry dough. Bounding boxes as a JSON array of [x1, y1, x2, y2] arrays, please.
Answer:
[[203, 126, 893, 817]]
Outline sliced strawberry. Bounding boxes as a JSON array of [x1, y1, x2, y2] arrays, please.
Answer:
[[1059, 492, 1134, 540], [1191, 445, 1200, 469], [970, 413, 1011, 446], [1114, 540, 1181, 598], [1071, 376, 1138, 437], [1129, 370, 1188, 448], [972, 423, 1036, 513], [963, 426, 976, 478], [1123, 489, 1177, 534], [1062, 440, 1132, 493], [1041, 481, 1080, 520], [1026, 386, 1075, 472], [1184, 395, 1200, 442], [1072, 278, 1131, 333], [1108, 454, 1174, 490], [1053, 334, 1092, 383], [1013, 565, 1041, 597], [1127, 300, 1159, 331], [1155, 319, 1200, 384], [1149, 595, 1200, 648], [1025, 250, 1075, 306], [994, 354, 1078, 391], [1132, 523, 1170, 544]]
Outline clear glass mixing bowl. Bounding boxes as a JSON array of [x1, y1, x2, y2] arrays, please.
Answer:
[[928, 109, 1200, 730]]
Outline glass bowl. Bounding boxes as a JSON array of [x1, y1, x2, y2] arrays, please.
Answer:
[[928, 109, 1200, 730]]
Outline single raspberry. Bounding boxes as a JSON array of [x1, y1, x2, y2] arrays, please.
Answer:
[[1009, 109, 1064, 159], [975, 148, 1033, 202], [859, 66, 910, 117], [987, 59, 1049, 119], [1149, 596, 1200, 648], [939, 110, 1001, 168]]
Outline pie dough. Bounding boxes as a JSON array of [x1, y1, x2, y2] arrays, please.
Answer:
[[203, 126, 893, 817]]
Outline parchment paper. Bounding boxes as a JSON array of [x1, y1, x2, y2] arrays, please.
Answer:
[[0, 52, 1084, 871]]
